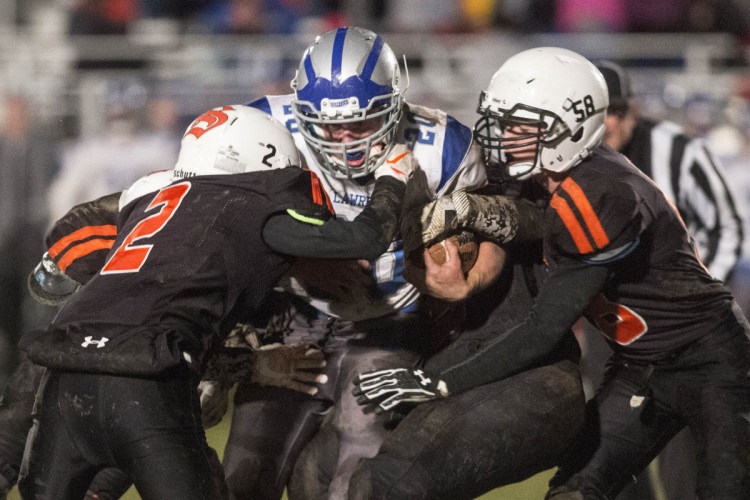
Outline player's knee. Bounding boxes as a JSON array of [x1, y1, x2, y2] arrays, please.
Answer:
[[348, 457, 425, 500], [347, 463, 375, 500]]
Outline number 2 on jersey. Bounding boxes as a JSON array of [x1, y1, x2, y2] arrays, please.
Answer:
[[101, 182, 191, 274]]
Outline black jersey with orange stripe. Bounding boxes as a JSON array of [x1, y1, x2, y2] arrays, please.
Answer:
[[544, 145, 734, 359], [45, 192, 120, 285], [43, 166, 334, 288], [22, 168, 333, 376]]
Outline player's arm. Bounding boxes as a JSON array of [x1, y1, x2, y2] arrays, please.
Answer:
[[437, 256, 608, 393], [28, 192, 120, 305], [29, 170, 173, 305], [263, 146, 413, 261], [352, 257, 609, 412], [403, 189, 543, 253]]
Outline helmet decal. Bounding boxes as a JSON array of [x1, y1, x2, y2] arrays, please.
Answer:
[[184, 106, 233, 139], [174, 105, 301, 179]]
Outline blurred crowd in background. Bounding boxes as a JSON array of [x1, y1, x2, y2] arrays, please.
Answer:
[[4, 0, 749, 37], [0, 0, 749, 389]]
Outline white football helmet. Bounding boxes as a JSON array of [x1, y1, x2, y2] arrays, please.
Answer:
[[173, 105, 301, 180], [291, 26, 404, 179], [118, 169, 174, 210], [473, 47, 609, 180]]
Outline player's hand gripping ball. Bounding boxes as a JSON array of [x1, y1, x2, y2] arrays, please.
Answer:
[[419, 230, 479, 274]]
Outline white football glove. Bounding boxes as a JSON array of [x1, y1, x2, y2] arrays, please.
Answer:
[[373, 144, 416, 184], [197, 380, 230, 428], [402, 190, 522, 255], [352, 367, 449, 413], [251, 344, 328, 396]]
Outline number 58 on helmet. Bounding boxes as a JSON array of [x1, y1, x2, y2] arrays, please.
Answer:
[[473, 47, 609, 181]]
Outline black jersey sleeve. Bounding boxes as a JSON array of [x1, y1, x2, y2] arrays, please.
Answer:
[[263, 176, 405, 261], [45, 192, 120, 284], [439, 256, 609, 395], [547, 176, 642, 264]]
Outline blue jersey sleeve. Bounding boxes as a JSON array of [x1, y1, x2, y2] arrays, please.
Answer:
[[438, 115, 473, 192], [245, 96, 272, 115]]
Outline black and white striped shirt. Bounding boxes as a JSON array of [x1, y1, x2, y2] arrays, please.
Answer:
[[622, 118, 744, 281]]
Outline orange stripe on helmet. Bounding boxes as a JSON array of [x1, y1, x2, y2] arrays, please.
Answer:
[[560, 178, 610, 249], [48, 225, 118, 259], [550, 194, 594, 254], [56, 238, 115, 272]]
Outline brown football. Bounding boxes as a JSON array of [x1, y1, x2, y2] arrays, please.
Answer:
[[425, 230, 479, 273]]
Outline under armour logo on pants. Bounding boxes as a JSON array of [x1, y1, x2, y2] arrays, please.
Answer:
[[81, 336, 109, 348]]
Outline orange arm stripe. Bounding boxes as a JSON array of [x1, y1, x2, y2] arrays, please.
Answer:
[[322, 188, 334, 215], [550, 195, 594, 254], [561, 178, 610, 249], [48, 225, 117, 259], [309, 171, 322, 206], [56, 238, 115, 273]]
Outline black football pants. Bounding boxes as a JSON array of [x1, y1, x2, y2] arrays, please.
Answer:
[[18, 367, 227, 500], [548, 309, 750, 500], [0, 354, 133, 499], [346, 358, 584, 500]]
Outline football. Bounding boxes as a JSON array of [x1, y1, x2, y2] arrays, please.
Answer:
[[425, 230, 479, 273]]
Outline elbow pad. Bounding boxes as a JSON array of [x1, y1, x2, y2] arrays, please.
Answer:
[[27, 253, 81, 306]]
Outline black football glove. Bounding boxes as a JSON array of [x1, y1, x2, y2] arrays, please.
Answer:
[[352, 368, 449, 413]]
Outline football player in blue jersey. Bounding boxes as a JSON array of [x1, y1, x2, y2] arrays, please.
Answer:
[[354, 47, 750, 500], [221, 26, 539, 500]]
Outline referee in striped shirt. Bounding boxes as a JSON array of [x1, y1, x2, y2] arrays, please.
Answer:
[[597, 61, 744, 282], [590, 61, 746, 500]]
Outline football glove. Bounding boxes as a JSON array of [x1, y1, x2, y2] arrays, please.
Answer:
[[251, 343, 328, 396], [352, 367, 449, 413], [402, 190, 522, 255], [373, 144, 416, 184]]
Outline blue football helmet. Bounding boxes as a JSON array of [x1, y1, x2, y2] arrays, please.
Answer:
[[291, 26, 404, 179]]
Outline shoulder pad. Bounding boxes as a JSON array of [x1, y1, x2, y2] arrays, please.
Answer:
[[548, 175, 641, 261]]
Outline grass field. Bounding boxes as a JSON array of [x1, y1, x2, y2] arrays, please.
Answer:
[[9, 400, 554, 500]]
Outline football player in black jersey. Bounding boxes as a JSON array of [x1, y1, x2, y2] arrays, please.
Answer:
[[16, 104, 416, 499], [353, 47, 750, 500], [590, 61, 745, 500], [0, 175, 337, 500]]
